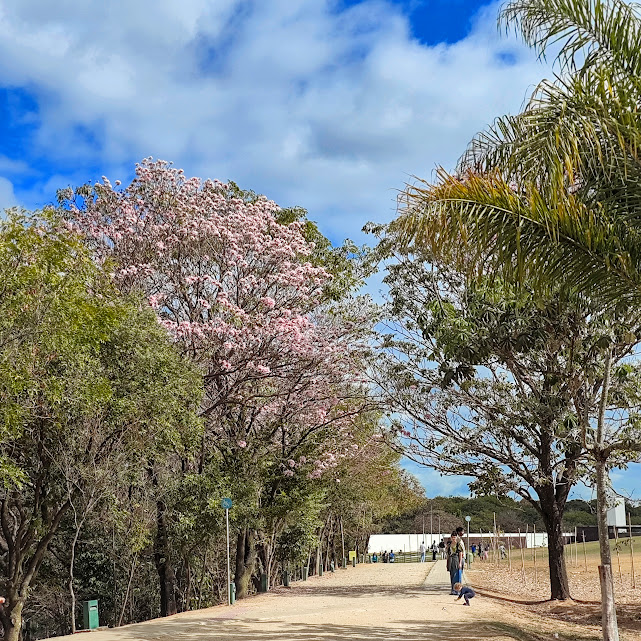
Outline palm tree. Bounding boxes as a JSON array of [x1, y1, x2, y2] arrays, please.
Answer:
[[396, 0, 641, 307], [392, 2, 641, 639]]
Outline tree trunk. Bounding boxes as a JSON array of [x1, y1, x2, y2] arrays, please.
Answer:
[[197, 548, 208, 610], [68, 513, 86, 634], [154, 499, 178, 617], [118, 555, 138, 626], [594, 347, 619, 641], [235, 529, 255, 599], [315, 543, 321, 575], [1, 597, 24, 641], [540, 504, 571, 600], [69, 545, 78, 633], [185, 560, 192, 611], [596, 458, 619, 641]]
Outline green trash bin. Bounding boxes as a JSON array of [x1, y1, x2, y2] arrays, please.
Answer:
[[259, 573, 269, 592], [82, 600, 99, 630], [283, 570, 290, 587], [302, 567, 309, 580], [319, 565, 323, 576], [229, 582, 236, 605]]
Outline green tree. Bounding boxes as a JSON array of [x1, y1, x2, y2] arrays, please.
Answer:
[[393, 2, 641, 637], [61, 162, 376, 602], [372, 247, 641, 600], [0, 213, 201, 641]]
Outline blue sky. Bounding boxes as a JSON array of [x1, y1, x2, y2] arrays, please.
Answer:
[[0, 0, 638, 499]]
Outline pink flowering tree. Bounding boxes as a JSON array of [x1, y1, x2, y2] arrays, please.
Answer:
[[61, 159, 374, 602]]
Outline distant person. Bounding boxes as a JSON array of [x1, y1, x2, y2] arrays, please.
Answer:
[[499, 543, 507, 559], [454, 582, 475, 606], [471, 544, 476, 555], [419, 541, 427, 562], [439, 539, 446, 559], [382, 551, 388, 563], [431, 541, 438, 561], [372, 553, 378, 563], [483, 545, 489, 561], [456, 526, 466, 563], [389, 550, 395, 563], [447, 530, 464, 594]]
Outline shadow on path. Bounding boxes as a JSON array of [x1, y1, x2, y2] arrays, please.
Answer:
[[109, 618, 591, 641], [473, 588, 551, 606], [275, 582, 440, 599]]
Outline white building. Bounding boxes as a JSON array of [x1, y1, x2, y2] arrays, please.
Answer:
[[367, 531, 559, 553], [607, 499, 626, 528]]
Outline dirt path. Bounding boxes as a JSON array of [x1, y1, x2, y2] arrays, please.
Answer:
[[51, 561, 623, 641]]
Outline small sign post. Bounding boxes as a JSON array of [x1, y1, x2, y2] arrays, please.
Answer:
[[222, 498, 233, 605]]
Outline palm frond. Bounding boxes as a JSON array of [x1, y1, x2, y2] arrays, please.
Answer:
[[502, 0, 641, 78], [394, 170, 641, 308], [461, 66, 641, 222]]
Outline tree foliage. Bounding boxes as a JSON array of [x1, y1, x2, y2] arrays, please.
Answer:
[[371, 235, 641, 600], [0, 212, 201, 641]]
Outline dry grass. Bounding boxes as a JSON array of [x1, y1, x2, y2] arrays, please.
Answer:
[[468, 537, 641, 637]]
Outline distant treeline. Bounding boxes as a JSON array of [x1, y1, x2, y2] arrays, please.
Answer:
[[381, 495, 641, 535]]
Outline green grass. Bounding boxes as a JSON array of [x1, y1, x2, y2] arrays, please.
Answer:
[[565, 536, 641, 561]]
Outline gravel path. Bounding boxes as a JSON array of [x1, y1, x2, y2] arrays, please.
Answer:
[[49, 561, 609, 641]]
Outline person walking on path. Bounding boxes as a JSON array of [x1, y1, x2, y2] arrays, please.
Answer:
[[419, 541, 426, 563], [454, 582, 475, 606], [439, 539, 445, 559], [447, 530, 465, 594]]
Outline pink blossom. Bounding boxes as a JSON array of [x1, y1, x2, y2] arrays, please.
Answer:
[[63, 158, 372, 504]]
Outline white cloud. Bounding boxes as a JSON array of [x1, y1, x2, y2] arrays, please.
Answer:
[[0, 0, 551, 243], [0, 1, 561, 495], [402, 458, 473, 497], [0, 177, 18, 212]]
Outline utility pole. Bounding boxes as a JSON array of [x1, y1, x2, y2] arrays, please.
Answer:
[[430, 504, 433, 546], [221, 498, 233, 605]]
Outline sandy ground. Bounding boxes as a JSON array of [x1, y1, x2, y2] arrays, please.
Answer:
[[468, 546, 641, 636], [51, 561, 638, 641]]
